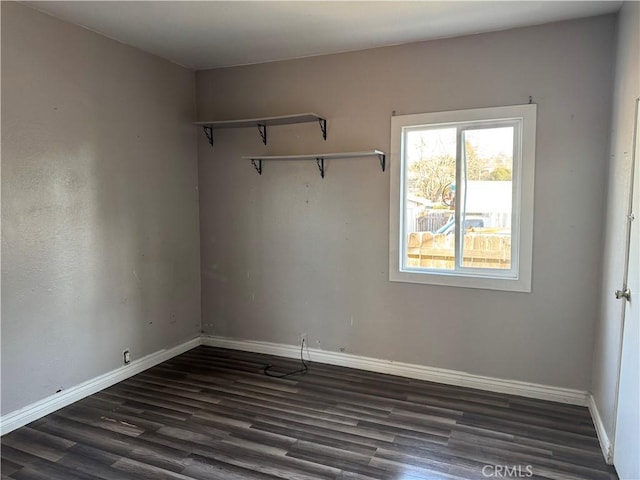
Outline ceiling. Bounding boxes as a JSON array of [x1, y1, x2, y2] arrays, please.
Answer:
[[25, 1, 621, 70]]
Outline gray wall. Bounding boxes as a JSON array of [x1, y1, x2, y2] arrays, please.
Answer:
[[197, 16, 615, 390], [1, 2, 201, 415], [591, 1, 640, 440]]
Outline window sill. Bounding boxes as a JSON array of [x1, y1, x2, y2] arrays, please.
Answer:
[[389, 268, 532, 292]]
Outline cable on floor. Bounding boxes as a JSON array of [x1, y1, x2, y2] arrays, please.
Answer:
[[263, 338, 308, 378]]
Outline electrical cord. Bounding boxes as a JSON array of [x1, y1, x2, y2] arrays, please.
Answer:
[[263, 338, 308, 378]]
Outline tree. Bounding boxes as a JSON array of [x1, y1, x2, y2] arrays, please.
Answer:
[[407, 153, 455, 203], [487, 166, 512, 181], [407, 141, 508, 203]]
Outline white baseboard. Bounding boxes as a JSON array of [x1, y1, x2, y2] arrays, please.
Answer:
[[0, 337, 202, 436], [588, 393, 614, 464], [201, 335, 589, 406], [1, 334, 593, 438]]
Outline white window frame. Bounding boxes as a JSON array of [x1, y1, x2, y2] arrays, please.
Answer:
[[389, 104, 536, 292]]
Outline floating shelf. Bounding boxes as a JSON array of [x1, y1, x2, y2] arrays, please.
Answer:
[[194, 113, 326, 146], [242, 150, 386, 178]]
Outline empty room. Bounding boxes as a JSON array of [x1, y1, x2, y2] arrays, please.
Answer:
[[1, 1, 638, 479]]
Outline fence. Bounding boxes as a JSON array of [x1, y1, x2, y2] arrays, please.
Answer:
[[415, 211, 451, 232], [407, 231, 511, 269]]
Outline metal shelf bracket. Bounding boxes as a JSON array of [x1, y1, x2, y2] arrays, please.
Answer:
[[378, 152, 386, 172], [319, 118, 327, 140], [257, 124, 267, 145], [203, 126, 214, 146], [251, 159, 263, 175], [316, 157, 325, 178]]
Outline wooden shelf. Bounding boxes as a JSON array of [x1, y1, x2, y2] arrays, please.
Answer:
[[194, 113, 326, 145], [241, 150, 386, 177]]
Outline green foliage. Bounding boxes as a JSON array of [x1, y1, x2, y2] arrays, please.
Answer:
[[487, 166, 513, 180]]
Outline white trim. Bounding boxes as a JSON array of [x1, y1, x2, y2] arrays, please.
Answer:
[[0, 335, 594, 439], [588, 393, 614, 464], [202, 335, 588, 406], [0, 337, 202, 436]]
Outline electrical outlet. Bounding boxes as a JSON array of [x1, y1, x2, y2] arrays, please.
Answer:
[[299, 333, 307, 346], [123, 349, 131, 365]]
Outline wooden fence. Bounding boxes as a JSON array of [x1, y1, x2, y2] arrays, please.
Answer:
[[407, 232, 511, 269]]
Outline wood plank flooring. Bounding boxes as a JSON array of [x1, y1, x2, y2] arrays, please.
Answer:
[[1, 346, 618, 480]]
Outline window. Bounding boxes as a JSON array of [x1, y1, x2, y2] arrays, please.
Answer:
[[389, 104, 536, 292]]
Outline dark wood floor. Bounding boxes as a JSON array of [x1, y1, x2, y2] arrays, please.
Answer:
[[1, 346, 618, 480]]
